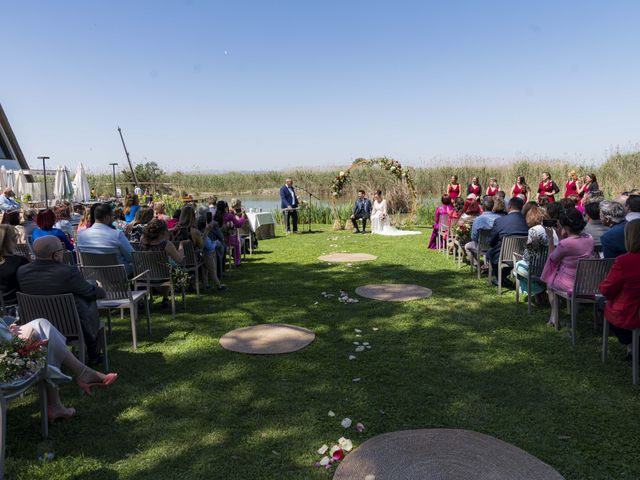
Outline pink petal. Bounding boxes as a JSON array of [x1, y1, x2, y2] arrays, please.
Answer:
[[356, 422, 365, 432]]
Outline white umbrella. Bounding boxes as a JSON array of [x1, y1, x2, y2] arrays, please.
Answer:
[[14, 170, 28, 197], [5, 170, 15, 190], [0, 166, 7, 190], [72, 163, 90, 202], [53, 165, 74, 200]]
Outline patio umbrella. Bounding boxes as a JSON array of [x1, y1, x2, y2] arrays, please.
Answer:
[[5, 170, 15, 190], [14, 170, 28, 197], [0, 166, 7, 190], [72, 163, 90, 202], [53, 165, 74, 201]]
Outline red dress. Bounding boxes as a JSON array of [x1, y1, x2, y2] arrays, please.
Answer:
[[486, 186, 499, 196], [538, 181, 556, 203], [565, 180, 578, 198], [599, 252, 640, 330], [448, 184, 460, 199], [512, 183, 527, 198], [468, 184, 481, 196]]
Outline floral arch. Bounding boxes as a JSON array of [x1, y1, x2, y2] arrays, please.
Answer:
[[330, 157, 417, 226]]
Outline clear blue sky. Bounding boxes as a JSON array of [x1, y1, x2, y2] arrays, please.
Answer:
[[2, 0, 639, 173]]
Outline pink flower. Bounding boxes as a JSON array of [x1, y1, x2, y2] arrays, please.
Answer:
[[356, 422, 365, 432], [331, 449, 345, 461]]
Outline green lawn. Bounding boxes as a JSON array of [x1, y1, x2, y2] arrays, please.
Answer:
[[6, 225, 640, 479]]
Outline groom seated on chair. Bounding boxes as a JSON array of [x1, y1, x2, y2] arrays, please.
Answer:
[[350, 190, 372, 234]]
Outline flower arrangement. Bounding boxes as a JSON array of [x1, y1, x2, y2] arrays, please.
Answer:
[[168, 260, 190, 290], [450, 223, 471, 242], [0, 336, 48, 385]]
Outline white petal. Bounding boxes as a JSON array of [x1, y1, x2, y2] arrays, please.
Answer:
[[317, 444, 328, 455], [365, 475, 376, 480], [348, 355, 356, 360], [366, 346, 372, 349], [372, 327, 379, 331], [328, 410, 336, 417], [354, 328, 362, 333], [362, 342, 369, 346], [352, 377, 361, 382], [339, 437, 353, 451], [355, 346, 365, 352], [341, 417, 352, 428], [319, 456, 330, 466]]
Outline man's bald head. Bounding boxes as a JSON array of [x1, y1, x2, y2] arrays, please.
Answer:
[[32, 236, 64, 260]]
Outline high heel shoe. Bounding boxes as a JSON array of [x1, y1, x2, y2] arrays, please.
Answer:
[[76, 372, 119, 396], [47, 406, 76, 424]]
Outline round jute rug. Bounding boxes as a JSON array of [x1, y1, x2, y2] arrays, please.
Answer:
[[355, 284, 432, 302], [219, 324, 315, 354], [318, 253, 378, 263], [333, 429, 564, 480]]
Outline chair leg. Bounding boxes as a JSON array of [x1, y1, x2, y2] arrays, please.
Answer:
[[477, 254, 482, 280], [130, 305, 138, 351], [170, 287, 176, 319], [101, 328, 109, 371], [515, 275, 520, 304], [487, 259, 492, 286], [38, 378, 48, 440], [0, 396, 6, 480], [632, 329, 639, 385], [527, 277, 532, 315], [106, 309, 112, 336], [195, 268, 200, 297], [182, 287, 186, 310], [602, 319, 609, 363], [145, 297, 151, 336], [498, 265, 502, 295], [551, 292, 560, 331], [571, 300, 577, 347]]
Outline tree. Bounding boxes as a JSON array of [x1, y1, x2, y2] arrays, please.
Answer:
[[121, 161, 167, 192]]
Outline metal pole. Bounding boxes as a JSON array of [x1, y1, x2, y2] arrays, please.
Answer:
[[117, 126, 139, 186], [109, 162, 119, 198], [37, 156, 50, 207]]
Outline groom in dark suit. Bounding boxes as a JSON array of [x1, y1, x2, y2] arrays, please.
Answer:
[[351, 190, 372, 233], [280, 177, 300, 234]]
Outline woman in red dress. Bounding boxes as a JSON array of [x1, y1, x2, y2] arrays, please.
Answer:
[[486, 177, 500, 196], [447, 175, 461, 200], [564, 170, 579, 198], [578, 173, 599, 200], [537, 172, 559, 203], [510, 176, 528, 201], [467, 176, 481, 197]]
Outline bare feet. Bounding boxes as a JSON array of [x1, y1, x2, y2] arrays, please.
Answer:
[[47, 404, 76, 423], [77, 367, 105, 385]]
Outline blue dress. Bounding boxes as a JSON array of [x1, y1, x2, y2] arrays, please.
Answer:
[[125, 205, 140, 223], [31, 228, 74, 251]]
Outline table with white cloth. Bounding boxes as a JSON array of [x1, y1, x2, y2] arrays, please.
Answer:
[[246, 211, 276, 239]]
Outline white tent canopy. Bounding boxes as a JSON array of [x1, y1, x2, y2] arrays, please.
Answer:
[[72, 163, 90, 202], [0, 166, 7, 190], [5, 169, 15, 190], [53, 165, 74, 201], [14, 169, 28, 197]]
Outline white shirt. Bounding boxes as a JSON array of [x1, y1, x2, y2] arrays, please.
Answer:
[[287, 187, 296, 205], [626, 212, 640, 222]]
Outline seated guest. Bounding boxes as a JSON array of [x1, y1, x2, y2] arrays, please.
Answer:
[[197, 208, 226, 279], [21, 208, 38, 241], [487, 196, 528, 286], [0, 187, 20, 212], [54, 202, 73, 236], [583, 199, 608, 248], [4, 317, 117, 422], [124, 194, 140, 223], [2, 210, 24, 243], [0, 225, 29, 305], [76, 208, 93, 233], [428, 194, 454, 249], [541, 207, 594, 327], [599, 220, 640, 360], [140, 219, 185, 308], [71, 204, 83, 226], [625, 194, 640, 222], [492, 196, 507, 215], [31, 209, 74, 251], [153, 202, 170, 222], [174, 205, 223, 288], [18, 236, 107, 365], [464, 196, 499, 266], [600, 200, 627, 258], [512, 206, 557, 300], [76, 203, 134, 274], [449, 197, 465, 223], [217, 200, 247, 267], [167, 209, 180, 230], [112, 207, 128, 232], [458, 196, 481, 225], [125, 206, 154, 245], [521, 201, 538, 222]]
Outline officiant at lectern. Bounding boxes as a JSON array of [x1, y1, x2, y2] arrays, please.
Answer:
[[280, 178, 300, 234]]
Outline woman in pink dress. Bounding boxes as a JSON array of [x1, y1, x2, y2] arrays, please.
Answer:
[[564, 171, 579, 198], [214, 200, 246, 266], [486, 178, 500, 196], [510, 176, 528, 201], [447, 176, 461, 200], [428, 194, 454, 249], [541, 207, 594, 327], [467, 176, 481, 197]]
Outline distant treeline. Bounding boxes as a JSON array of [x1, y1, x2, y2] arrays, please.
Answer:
[[88, 151, 640, 199]]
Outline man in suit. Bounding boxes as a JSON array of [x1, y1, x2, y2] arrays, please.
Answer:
[[600, 200, 627, 258], [486, 196, 528, 286], [18, 236, 106, 366], [350, 190, 372, 233], [280, 178, 300, 234]]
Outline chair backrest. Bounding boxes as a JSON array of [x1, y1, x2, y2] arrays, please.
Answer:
[[16, 292, 83, 339], [439, 214, 449, 230], [499, 236, 528, 264], [80, 265, 130, 301], [477, 229, 492, 250], [528, 246, 549, 277], [180, 240, 198, 268], [61, 251, 76, 265], [14, 243, 33, 261], [78, 251, 118, 267], [573, 258, 615, 297], [131, 251, 171, 281]]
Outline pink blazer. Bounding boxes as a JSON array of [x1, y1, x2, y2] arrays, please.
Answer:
[[541, 234, 594, 293]]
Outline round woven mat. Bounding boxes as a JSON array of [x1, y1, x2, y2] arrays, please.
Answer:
[[219, 324, 315, 354], [318, 253, 378, 263], [334, 429, 564, 480], [355, 284, 432, 301]]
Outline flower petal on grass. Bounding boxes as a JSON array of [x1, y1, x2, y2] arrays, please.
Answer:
[[348, 355, 356, 360], [362, 342, 369, 346], [355, 346, 365, 352], [352, 377, 361, 382], [372, 327, 379, 331], [317, 444, 329, 454], [356, 422, 365, 432], [319, 456, 330, 466], [328, 410, 336, 417], [341, 418, 352, 428], [338, 437, 353, 452], [354, 328, 362, 333]]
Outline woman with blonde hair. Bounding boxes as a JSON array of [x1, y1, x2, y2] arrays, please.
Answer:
[[565, 171, 579, 198], [153, 201, 170, 222]]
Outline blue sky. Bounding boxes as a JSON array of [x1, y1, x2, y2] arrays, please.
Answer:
[[2, 0, 639, 173]]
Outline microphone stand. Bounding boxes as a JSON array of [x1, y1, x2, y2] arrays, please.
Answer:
[[296, 185, 320, 233]]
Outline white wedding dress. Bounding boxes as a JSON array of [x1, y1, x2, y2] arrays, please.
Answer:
[[370, 199, 421, 236]]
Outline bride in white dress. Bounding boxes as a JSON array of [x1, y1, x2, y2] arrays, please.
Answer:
[[370, 190, 421, 236]]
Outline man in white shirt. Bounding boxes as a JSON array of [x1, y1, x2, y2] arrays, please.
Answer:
[[625, 195, 640, 222], [0, 188, 20, 212]]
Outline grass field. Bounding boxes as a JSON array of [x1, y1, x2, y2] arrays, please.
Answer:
[[5, 226, 640, 479]]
